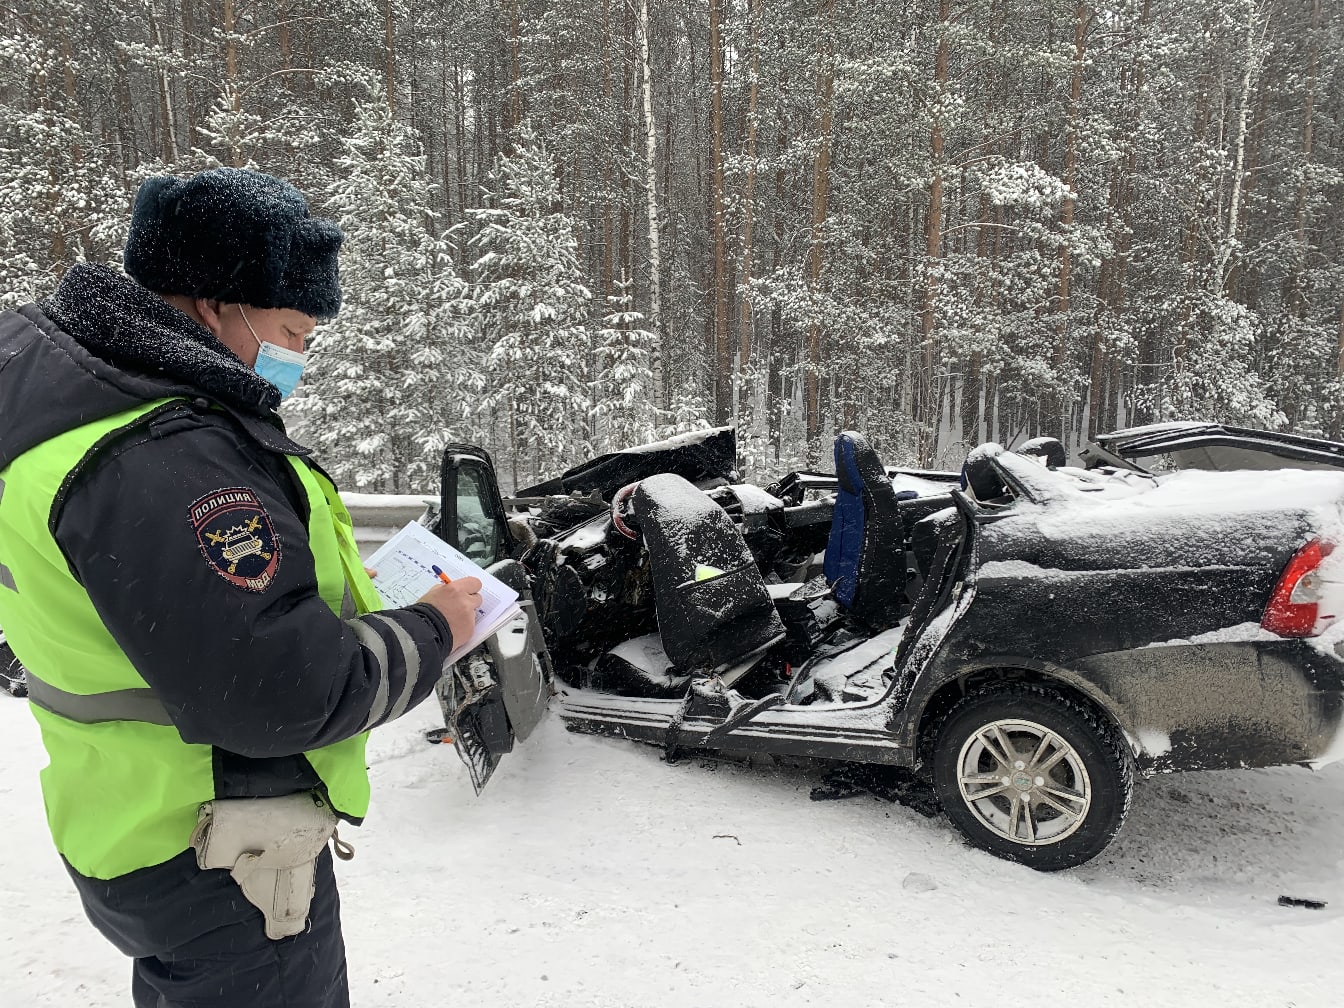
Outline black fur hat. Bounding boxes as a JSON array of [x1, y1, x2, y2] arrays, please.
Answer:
[[123, 168, 343, 319]]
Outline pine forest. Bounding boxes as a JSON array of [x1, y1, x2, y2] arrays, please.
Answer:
[[4, 0, 1343, 491]]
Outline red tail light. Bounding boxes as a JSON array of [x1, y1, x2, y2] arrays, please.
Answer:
[[1262, 539, 1336, 638]]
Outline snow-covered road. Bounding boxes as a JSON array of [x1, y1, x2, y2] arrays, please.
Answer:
[[4, 696, 1341, 1006]]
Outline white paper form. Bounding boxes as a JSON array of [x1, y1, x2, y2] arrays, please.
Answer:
[[364, 520, 521, 662]]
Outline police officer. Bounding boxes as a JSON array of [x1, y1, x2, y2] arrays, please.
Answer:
[[0, 168, 482, 1007]]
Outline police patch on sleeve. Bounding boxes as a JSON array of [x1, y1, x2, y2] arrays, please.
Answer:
[[189, 487, 282, 592]]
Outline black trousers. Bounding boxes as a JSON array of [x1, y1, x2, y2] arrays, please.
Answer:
[[66, 846, 349, 1008]]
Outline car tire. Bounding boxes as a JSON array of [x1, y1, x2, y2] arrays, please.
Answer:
[[932, 684, 1133, 871], [0, 641, 27, 699]]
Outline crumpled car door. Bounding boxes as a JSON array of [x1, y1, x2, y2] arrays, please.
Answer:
[[433, 445, 551, 791]]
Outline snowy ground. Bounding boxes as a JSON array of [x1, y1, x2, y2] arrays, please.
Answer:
[[5, 695, 1343, 1007]]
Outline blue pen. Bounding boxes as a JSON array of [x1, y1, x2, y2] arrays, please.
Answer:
[[431, 564, 453, 586]]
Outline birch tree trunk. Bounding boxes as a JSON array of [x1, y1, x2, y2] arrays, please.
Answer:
[[508, 0, 523, 131], [1213, 1, 1269, 295], [918, 0, 951, 464], [636, 0, 664, 405], [141, 9, 176, 162], [709, 0, 732, 425], [804, 0, 835, 460], [736, 0, 762, 453], [1291, 0, 1320, 315], [383, 0, 397, 116], [1052, 1, 1087, 443]]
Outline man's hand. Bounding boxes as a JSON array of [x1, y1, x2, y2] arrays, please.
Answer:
[[416, 576, 484, 651]]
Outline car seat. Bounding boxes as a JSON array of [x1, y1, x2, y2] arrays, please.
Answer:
[[822, 431, 909, 630], [627, 473, 785, 675], [962, 443, 1010, 502], [1017, 436, 1067, 469]]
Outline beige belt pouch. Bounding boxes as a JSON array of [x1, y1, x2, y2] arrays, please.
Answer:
[[190, 792, 338, 940]]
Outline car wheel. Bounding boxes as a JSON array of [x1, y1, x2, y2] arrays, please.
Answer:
[[0, 641, 27, 699], [932, 684, 1133, 871]]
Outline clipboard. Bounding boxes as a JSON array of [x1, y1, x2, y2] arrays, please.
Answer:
[[364, 521, 521, 663]]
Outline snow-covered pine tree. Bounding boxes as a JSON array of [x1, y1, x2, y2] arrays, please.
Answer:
[[592, 273, 660, 452], [4, 0, 1344, 464], [1159, 290, 1283, 428], [290, 83, 472, 493], [466, 124, 593, 491], [190, 0, 328, 173], [658, 383, 713, 440], [0, 4, 123, 307]]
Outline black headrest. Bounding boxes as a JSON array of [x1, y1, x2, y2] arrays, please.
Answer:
[[1018, 436, 1067, 469], [835, 431, 895, 502], [963, 444, 1009, 501]]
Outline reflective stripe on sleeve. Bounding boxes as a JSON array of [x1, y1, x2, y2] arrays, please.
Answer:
[[25, 671, 174, 726], [349, 618, 392, 729], [364, 613, 422, 724]]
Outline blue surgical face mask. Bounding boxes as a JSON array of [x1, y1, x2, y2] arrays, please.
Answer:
[[239, 305, 308, 400]]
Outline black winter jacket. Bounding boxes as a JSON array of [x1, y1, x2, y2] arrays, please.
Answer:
[[0, 263, 452, 814]]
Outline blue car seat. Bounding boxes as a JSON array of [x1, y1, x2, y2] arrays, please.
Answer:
[[823, 431, 911, 630]]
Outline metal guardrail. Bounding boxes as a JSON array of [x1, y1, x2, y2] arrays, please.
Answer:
[[341, 494, 436, 558], [342, 498, 432, 529]]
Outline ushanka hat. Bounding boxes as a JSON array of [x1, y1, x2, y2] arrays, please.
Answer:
[[123, 167, 343, 319]]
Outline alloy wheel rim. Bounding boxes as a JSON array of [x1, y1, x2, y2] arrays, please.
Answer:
[[956, 717, 1092, 846]]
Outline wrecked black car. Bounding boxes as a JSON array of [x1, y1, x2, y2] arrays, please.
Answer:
[[431, 423, 1344, 870]]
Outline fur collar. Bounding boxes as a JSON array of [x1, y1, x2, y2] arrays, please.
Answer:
[[41, 262, 283, 415]]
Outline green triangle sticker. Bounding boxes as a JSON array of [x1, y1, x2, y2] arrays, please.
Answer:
[[695, 564, 725, 582]]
